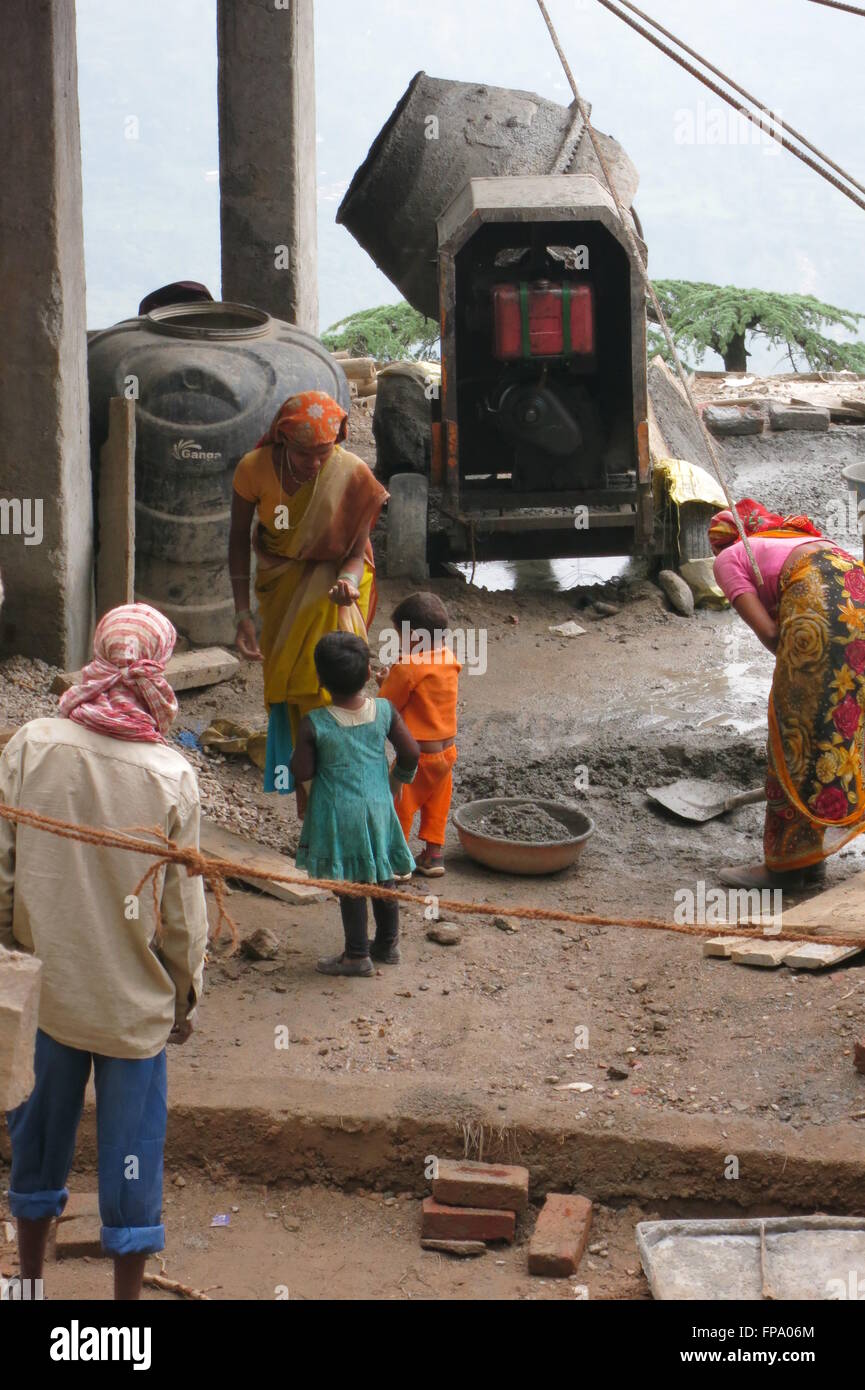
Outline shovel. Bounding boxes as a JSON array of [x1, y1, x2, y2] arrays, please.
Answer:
[[647, 779, 766, 823]]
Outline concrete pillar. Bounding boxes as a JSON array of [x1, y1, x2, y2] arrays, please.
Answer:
[[217, 0, 319, 333], [0, 0, 93, 668]]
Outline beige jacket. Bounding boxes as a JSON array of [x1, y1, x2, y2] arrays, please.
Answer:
[[0, 718, 208, 1059]]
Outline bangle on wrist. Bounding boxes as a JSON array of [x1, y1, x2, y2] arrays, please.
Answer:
[[338, 572, 358, 584], [235, 609, 253, 623]]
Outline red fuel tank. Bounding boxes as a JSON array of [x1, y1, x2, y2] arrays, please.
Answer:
[[492, 281, 595, 361]]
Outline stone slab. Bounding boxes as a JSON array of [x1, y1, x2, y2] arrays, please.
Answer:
[[200, 820, 327, 905], [637, 1216, 865, 1300], [420, 1239, 486, 1258], [52, 647, 240, 697], [0, 950, 42, 1111]]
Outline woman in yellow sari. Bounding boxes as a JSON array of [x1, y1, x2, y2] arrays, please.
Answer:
[[229, 391, 388, 810]]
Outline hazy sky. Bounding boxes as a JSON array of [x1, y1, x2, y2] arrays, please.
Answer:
[[76, 0, 865, 370]]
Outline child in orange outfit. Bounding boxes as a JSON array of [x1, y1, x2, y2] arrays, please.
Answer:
[[377, 593, 461, 878]]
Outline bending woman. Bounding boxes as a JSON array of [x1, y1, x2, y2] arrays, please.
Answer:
[[711, 498, 865, 889], [229, 391, 388, 810]]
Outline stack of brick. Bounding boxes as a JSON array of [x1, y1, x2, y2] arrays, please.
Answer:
[[421, 1159, 529, 1248]]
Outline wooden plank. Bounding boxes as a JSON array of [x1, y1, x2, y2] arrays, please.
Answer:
[[730, 940, 795, 968], [96, 397, 136, 619], [780, 871, 865, 942], [199, 820, 327, 904], [51, 647, 241, 697], [782, 942, 864, 971], [703, 935, 754, 959]]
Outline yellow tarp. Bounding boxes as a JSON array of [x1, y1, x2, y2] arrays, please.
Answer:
[[652, 457, 727, 512], [653, 458, 729, 609], [200, 719, 268, 770]]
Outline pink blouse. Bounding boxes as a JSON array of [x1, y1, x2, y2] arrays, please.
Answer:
[[713, 536, 821, 615]]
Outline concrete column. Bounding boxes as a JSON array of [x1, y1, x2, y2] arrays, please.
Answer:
[[0, 0, 93, 669], [218, 0, 319, 333]]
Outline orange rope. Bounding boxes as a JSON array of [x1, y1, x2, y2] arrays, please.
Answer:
[[0, 802, 860, 952]]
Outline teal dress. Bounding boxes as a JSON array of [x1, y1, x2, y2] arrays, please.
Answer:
[[296, 699, 415, 883]]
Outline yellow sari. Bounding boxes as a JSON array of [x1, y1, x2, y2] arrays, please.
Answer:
[[234, 444, 387, 749]]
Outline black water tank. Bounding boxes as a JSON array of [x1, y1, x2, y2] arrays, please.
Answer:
[[88, 302, 350, 645]]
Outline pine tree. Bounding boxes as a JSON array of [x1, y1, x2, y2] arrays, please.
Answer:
[[647, 281, 865, 373], [322, 303, 440, 362]]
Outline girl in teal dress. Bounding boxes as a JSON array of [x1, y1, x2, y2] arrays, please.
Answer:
[[291, 632, 420, 977]]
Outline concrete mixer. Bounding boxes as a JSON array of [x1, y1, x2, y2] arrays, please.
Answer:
[[338, 72, 660, 576]]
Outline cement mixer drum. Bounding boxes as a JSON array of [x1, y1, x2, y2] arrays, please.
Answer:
[[337, 71, 639, 321]]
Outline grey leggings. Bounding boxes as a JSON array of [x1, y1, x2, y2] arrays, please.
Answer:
[[338, 883, 399, 959]]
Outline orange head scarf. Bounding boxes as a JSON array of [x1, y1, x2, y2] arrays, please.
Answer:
[[257, 391, 348, 452], [708, 497, 822, 556]]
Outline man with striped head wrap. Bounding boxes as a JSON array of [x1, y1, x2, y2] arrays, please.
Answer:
[[0, 604, 208, 1300]]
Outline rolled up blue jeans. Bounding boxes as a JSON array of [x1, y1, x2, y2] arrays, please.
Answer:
[[6, 1029, 167, 1256]]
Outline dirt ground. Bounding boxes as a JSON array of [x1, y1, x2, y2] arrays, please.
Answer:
[[159, 549, 865, 1140], [4, 410, 865, 1301], [0, 1178, 651, 1301]]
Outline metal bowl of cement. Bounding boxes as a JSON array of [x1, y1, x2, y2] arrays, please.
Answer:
[[453, 797, 595, 875]]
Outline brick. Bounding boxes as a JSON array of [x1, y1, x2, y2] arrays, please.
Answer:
[[0, 950, 42, 1111], [528, 1194, 592, 1277], [421, 1198, 515, 1244], [431, 1158, 529, 1213], [51, 1215, 106, 1261], [704, 406, 764, 437], [58, 1192, 100, 1223], [768, 402, 830, 433]]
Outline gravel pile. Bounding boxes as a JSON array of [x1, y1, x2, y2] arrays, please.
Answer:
[[1, 656, 299, 857], [0, 656, 60, 724]]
